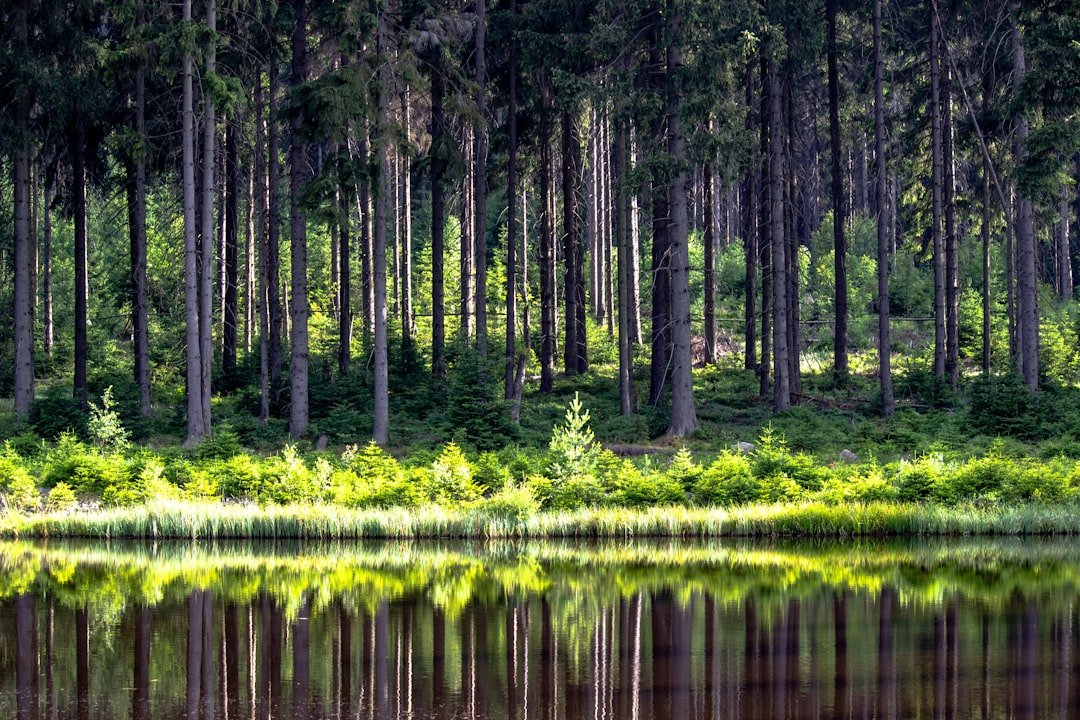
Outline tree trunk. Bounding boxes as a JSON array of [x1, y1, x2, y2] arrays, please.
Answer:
[[245, 156, 255, 356], [430, 60, 447, 380], [539, 89, 556, 394], [759, 54, 772, 399], [982, 155, 992, 373], [826, 0, 848, 383], [562, 108, 583, 376], [504, 0, 518, 399], [401, 87, 414, 340], [943, 55, 959, 391], [666, 11, 698, 437], [460, 129, 474, 341], [768, 53, 790, 414], [1059, 187, 1073, 299], [1011, 2, 1038, 390], [43, 172, 53, 356], [339, 171, 352, 375], [629, 125, 643, 346], [254, 72, 271, 423], [615, 107, 633, 416], [373, 11, 392, 444], [931, 11, 946, 380], [648, 15, 671, 407], [474, 0, 488, 352], [182, 0, 203, 442], [267, 59, 284, 399], [359, 116, 374, 342], [289, 0, 310, 439], [12, 2, 33, 420], [199, 0, 217, 437], [704, 158, 716, 365], [783, 74, 801, 403], [744, 62, 758, 372], [223, 113, 240, 377], [874, 0, 895, 415]]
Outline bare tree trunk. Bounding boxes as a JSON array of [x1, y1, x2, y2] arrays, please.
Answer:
[[224, 112, 240, 377], [982, 155, 992, 373], [504, 0, 518, 398], [783, 74, 801, 403], [460, 128, 474, 341], [182, 0, 204, 442], [288, 0, 309, 439], [629, 124, 643, 345], [430, 60, 447, 380], [1059, 187, 1073, 299], [401, 87, 414, 340], [744, 62, 758, 372], [1011, 2, 1038, 390], [704, 157, 716, 365], [373, 10, 392, 444], [666, 9, 698, 436], [12, 1, 33, 420], [199, 0, 217, 436], [615, 105, 632, 416], [43, 171, 53, 356], [562, 108, 584, 375], [826, 0, 848, 384], [539, 89, 556, 394], [931, 11, 946, 380], [767, 53, 790, 414], [129, 56, 151, 415], [359, 116, 374, 342], [474, 0, 488, 352], [339, 172, 352, 375], [874, 0, 895, 415], [245, 155, 255, 356], [759, 54, 772, 399], [943, 55, 959, 391], [267, 59, 284, 399], [254, 73, 271, 424]]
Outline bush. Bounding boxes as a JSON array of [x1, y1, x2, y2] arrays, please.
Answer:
[[428, 443, 483, 506], [998, 463, 1071, 503], [329, 468, 424, 509], [87, 387, 130, 452], [4, 472, 41, 512], [43, 436, 123, 494], [547, 393, 601, 483], [213, 455, 264, 500], [665, 449, 703, 491], [693, 452, 758, 506], [255, 447, 319, 505], [444, 350, 517, 450], [612, 468, 686, 507], [750, 428, 827, 491], [941, 456, 1013, 503], [192, 429, 243, 461], [29, 394, 87, 440], [968, 373, 1044, 439], [468, 484, 539, 524], [101, 457, 179, 507], [893, 457, 946, 502], [46, 482, 76, 513], [815, 470, 899, 504], [528, 473, 606, 510]]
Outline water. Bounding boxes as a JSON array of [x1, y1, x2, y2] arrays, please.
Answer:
[[1, 537, 1078, 719]]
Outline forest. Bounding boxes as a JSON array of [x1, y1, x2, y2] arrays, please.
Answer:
[[2, 0, 1080, 528]]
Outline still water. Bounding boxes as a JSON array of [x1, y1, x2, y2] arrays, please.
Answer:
[[0, 538, 1078, 719]]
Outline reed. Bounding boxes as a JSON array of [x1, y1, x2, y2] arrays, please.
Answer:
[[3, 500, 1079, 540]]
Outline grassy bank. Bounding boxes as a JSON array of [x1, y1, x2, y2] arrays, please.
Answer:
[[4, 499, 1080, 539]]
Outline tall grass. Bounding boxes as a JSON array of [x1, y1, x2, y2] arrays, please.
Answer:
[[4, 500, 1080, 540]]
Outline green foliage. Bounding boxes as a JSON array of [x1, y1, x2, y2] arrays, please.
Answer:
[[443, 350, 517, 450], [428, 442, 483, 505], [87, 387, 130, 452], [1, 452, 41, 513], [693, 452, 757, 506], [468, 484, 540, 525], [547, 393, 601, 484], [330, 442, 421, 509], [968, 373, 1045, 439], [28, 393, 87, 440], [46, 482, 76, 513], [43, 435, 123, 494], [750, 427, 827, 492]]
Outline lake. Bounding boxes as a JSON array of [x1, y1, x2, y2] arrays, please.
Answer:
[[0, 538, 1076, 719]]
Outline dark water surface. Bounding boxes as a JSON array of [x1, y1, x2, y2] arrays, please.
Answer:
[[1, 538, 1079, 719]]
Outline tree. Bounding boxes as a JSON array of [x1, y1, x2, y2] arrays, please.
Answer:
[[766, 48, 790, 414], [199, 0, 217, 437], [372, 6, 392, 444], [430, 50, 447, 381], [930, 9, 945, 381], [874, 0, 894, 415], [128, 20, 152, 417], [826, 0, 847, 384], [1011, 2, 1038, 391], [289, 0, 310, 439], [11, 0, 33, 420], [504, 0, 519, 399], [473, 0, 489, 352], [182, 0, 205, 444]]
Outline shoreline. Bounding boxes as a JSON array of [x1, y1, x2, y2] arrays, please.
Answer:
[[4, 500, 1079, 540]]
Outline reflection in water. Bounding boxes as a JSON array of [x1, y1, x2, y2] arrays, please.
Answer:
[[2, 539, 1080, 718]]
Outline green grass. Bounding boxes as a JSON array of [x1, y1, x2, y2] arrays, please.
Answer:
[[5, 499, 1080, 540]]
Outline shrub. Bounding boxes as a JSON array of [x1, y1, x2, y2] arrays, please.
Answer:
[[329, 468, 424, 509], [88, 387, 130, 452], [941, 456, 1014, 503], [444, 349, 517, 450], [612, 469, 686, 507], [528, 473, 606, 511], [968, 373, 1044, 439], [46, 482, 76, 513], [29, 394, 87, 440], [816, 470, 899, 504], [750, 427, 827, 491], [192, 429, 243, 461], [999, 463, 1071, 503], [428, 443, 483, 506], [665, 449, 703, 491], [4, 472, 41, 512], [693, 452, 758, 506], [468, 484, 539, 524], [213, 455, 264, 500], [474, 452, 512, 494], [547, 393, 601, 483], [43, 436, 123, 494], [893, 457, 946, 503], [256, 447, 319, 505], [102, 457, 179, 507]]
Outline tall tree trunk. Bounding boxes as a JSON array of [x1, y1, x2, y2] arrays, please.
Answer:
[[616, 107, 633, 416], [254, 72, 271, 423], [199, 0, 217, 436], [359, 116, 374, 342], [874, 0, 895, 415], [783, 74, 801, 402], [267, 59, 284, 400], [931, 11, 946, 380], [474, 0, 488, 352], [1059, 187, 1073, 299], [744, 62, 758, 372], [767, 53, 790, 414], [1011, 2, 1038, 390], [943, 55, 959, 390], [182, 0, 202, 441], [704, 158, 716, 365], [759, 54, 772, 399], [460, 130, 474, 341], [43, 172, 53, 356], [401, 87, 414, 340], [504, 0, 518, 399], [223, 114, 240, 377], [245, 157, 255, 356], [128, 55, 151, 415], [339, 173, 352, 375], [289, 0, 310, 439], [373, 10, 392, 444], [666, 9, 698, 437], [539, 89, 556, 394], [72, 110, 89, 411], [430, 60, 447, 380], [629, 125, 643, 345], [562, 108, 582, 376], [12, 2, 33, 420], [648, 13, 671, 407], [982, 155, 992, 373], [826, 0, 848, 383]]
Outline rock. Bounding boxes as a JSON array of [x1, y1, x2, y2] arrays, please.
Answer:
[[736, 441, 756, 454], [840, 449, 858, 463], [315, 434, 329, 451]]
